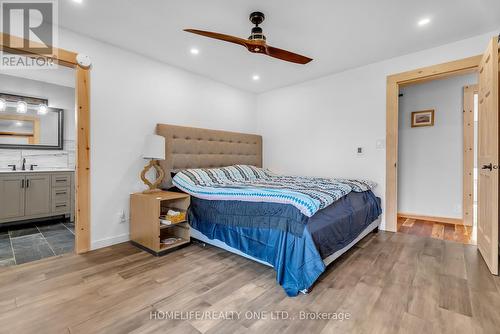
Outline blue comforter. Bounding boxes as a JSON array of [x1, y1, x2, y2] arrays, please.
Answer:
[[188, 190, 382, 296]]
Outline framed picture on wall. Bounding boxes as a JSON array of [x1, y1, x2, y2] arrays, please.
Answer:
[[411, 109, 435, 127]]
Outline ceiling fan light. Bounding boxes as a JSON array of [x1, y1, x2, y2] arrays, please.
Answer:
[[17, 101, 28, 114], [183, 11, 313, 65]]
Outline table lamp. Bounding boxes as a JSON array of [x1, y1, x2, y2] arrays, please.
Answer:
[[141, 134, 165, 193]]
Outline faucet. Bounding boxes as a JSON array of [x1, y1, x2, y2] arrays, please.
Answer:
[[21, 158, 26, 171]]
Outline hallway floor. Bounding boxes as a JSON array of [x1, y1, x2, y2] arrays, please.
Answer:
[[397, 217, 475, 245]]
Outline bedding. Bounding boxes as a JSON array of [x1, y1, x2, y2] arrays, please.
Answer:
[[171, 165, 382, 297], [172, 165, 376, 217], [189, 191, 381, 296]]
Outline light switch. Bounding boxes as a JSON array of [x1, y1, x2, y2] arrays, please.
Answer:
[[356, 147, 364, 157]]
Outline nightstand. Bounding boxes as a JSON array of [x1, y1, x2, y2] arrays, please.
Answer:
[[130, 191, 190, 256]]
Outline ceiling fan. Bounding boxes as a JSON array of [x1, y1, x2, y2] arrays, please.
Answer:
[[184, 12, 313, 65]]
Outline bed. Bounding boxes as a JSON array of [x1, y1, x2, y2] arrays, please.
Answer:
[[156, 124, 382, 296]]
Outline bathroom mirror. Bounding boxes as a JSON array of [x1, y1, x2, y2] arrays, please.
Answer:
[[0, 99, 63, 150]]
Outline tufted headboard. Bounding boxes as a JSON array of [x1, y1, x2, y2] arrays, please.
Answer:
[[156, 124, 263, 188]]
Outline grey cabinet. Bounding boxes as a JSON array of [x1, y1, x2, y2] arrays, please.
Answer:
[[0, 175, 25, 220], [25, 174, 51, 216], [0, 171, 74, 224]]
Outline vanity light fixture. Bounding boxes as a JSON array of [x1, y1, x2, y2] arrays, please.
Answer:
[[16, 101, 28, 113], [0, 98, 6, 111], [38, 104, 48, 115]]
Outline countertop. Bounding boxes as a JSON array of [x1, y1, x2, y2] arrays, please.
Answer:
[[0, 169, 75, 174]]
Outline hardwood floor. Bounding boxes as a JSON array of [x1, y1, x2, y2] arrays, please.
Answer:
[[397, 217, 475, 245], [0, 232, 499, 333]]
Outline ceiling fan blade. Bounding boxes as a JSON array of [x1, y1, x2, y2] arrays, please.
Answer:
[[184, 29, 248, 47], [265, 45, 313, 64]]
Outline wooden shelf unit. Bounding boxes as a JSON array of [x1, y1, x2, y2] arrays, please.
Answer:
[[160, 220, 187, 229], [130, 191, 190, 256]]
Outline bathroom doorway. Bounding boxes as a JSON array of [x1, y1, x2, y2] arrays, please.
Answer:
[[0, 64, 76, 266]]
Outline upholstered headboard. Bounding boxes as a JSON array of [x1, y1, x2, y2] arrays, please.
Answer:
[[156, 124, 263, 188]]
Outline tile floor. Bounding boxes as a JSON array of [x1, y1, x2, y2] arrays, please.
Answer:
[[0, 219, 74, 267]]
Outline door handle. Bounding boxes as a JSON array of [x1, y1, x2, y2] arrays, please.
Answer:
[[482, 163, 499, 171], [483, 163, 493, 171], [26, 179, 30, 188]]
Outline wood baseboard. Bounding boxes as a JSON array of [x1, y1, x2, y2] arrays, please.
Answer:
[[397, 212, 469, 226]]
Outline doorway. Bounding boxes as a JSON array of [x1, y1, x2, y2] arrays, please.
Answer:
[[395, 74, 478, 245], [0, 66, 76, 266], [0, 33, 91, 254], [386, 36, 499, 274]]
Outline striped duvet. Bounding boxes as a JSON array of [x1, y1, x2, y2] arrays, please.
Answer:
[[172, 165, 376, 217]]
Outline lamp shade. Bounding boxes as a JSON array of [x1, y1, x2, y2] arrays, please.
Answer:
[[142, 134, 165, 160]]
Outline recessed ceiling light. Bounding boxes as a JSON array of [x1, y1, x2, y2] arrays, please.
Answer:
[[190, 48, 199, 55], [73, 0, 83, 3], [252, 74, 260, 81], [418, 18, 431, 26]]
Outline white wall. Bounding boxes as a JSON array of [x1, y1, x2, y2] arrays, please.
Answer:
[[256, 29, 499, 230], [55, 29, 257, 249], [0, 74, 76, 171], [398, 74, 477, 218]]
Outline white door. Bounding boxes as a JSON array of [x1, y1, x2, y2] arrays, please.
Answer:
[[477, 36, 499, 275]]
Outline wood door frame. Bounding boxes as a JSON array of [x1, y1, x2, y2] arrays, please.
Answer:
[[0, 33, 91, 254], [386, 55, 482, 232], [463, 84, 479, 227]]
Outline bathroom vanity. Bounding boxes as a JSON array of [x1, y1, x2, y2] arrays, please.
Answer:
[[0, 170, 74, 225]]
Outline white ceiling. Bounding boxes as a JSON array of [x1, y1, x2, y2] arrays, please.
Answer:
[[59, 0, 500, 93]]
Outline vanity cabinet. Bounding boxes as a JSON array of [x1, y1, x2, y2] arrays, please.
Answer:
[[0, 171, 74, 224], [24, 174, 51, 216], [0, 174, 25, 221]]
